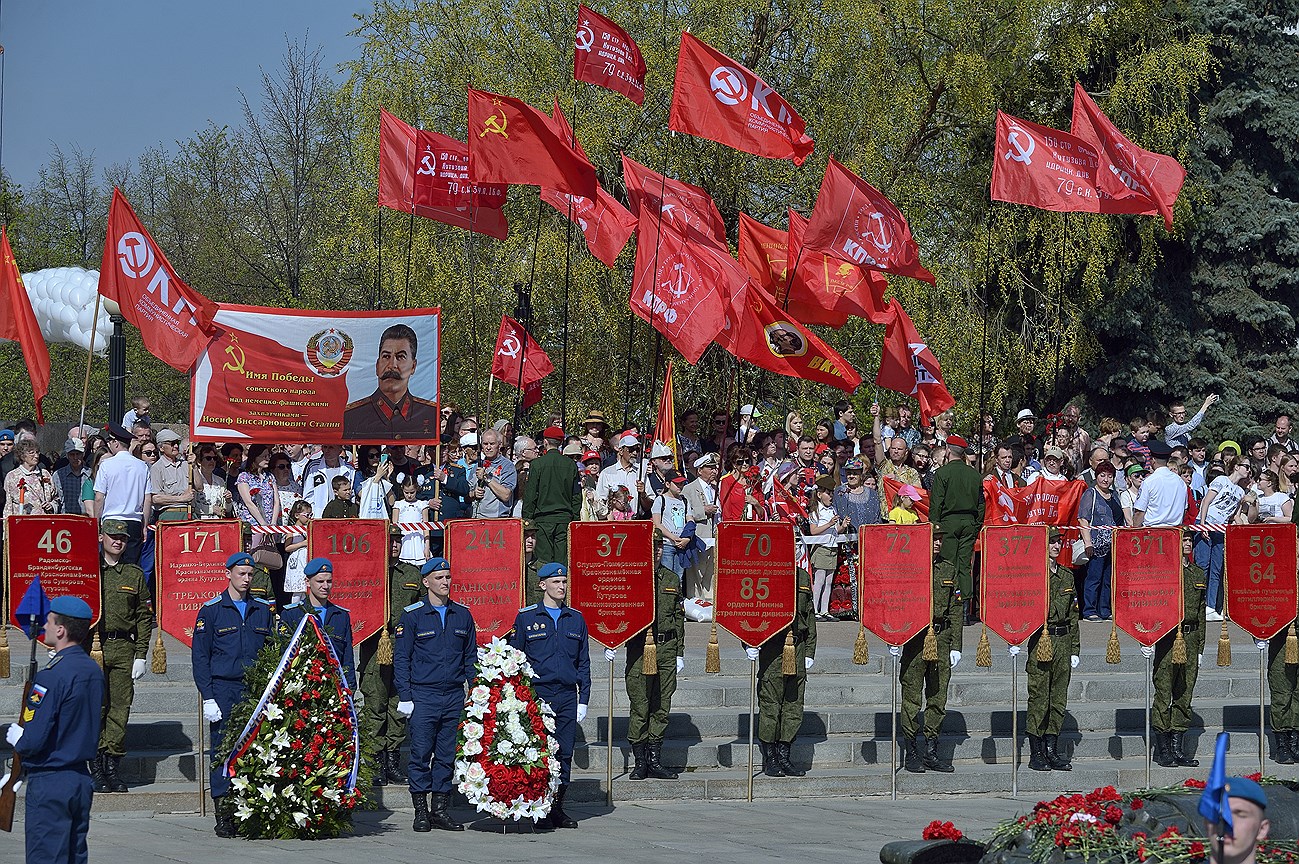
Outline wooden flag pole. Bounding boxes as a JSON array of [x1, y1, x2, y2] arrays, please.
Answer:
[[77, 290, 104, 432]]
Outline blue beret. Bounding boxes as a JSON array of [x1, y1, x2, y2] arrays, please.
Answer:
[[421, 557, 451, 576], [225, 552, 255, 569], [50, 595, 93, 620], [1227, 777, 1268, 810], [538, 562, 568, 580], [0, 430, 13, 442], [304, 558, 333, 577]]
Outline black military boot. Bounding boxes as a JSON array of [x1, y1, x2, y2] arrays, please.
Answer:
[[1273, 731, 1295, 765], [629, 741, 649, 780], [411, 791, 431, 832], [776, 742, 806, 777], [1028, 735, 1051, 771], [385, 749, 408, 783], [551, 784, 578, 828], [1171, 731, 1198, 768], [922, 736, 953, 773], [903, 736, 925, 773], [428, 792, 464, 831], [91, 751, 110, 793], [1044, 734, 1072, 771], [646, 740, 678, 780], [214, 799, 237, 838], [105, 754, 129, 792], [1290, 731, 1299, 763], [1153, 731, 1178, 768], [371, 751, 388, 786], [759, 741, 785, 777]]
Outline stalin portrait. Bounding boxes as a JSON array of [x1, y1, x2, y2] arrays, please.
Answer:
[[342, 323, 439, 440]]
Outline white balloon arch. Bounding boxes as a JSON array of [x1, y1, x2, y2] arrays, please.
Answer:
[[19, 267, 120, 354]]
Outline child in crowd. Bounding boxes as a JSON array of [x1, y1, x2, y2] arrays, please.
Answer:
[[322, 475, 358, 519], [888, 484, 922, 524], [608, 485, 634, 521], [283, 500, 312, 604], [392, 476, 431, 564]]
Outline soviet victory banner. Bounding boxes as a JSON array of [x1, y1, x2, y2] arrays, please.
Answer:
[[155, 519, 242, 647], [445, 518, 523, 645], [1112, 528, 1183, 647], [309, 519, 388, 643], [980, 525, 1049, 646], [1225, 524, 1298, 641], [7, 515, 101, 628]]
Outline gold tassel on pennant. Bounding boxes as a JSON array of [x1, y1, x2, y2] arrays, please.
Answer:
[[1106, 625, 1122, 664], [852, 627, 869, 665], [706, 623, 721, 673], [781, 631, 797, 675], [642, 631, 658, 676], [91, 631, 104, 668], [0, 623, 10, 679], [376, 628, 394, 666], [1171, 625, 1188, 666], [151, 629, 167, 674], [1285, 622, 1298, 665], [1217, 620, 1232, 667], [921, 624, 938, 662], [1035, 629, 1054, 663], [976, 627, 992, 668]]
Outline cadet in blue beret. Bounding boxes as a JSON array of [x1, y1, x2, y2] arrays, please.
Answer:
[[1206, 777, 1270, 864], [192, 547, 274, 837], [5, 595, 104, 864], [278, 558, 355, 689]]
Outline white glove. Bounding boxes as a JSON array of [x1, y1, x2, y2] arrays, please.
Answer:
[[1070, 655, 1079, 669], [1256, 639, 1269, 652], [131, 659, 147, 680], [805, 656, 815, 670], [202, 700, 222, 723], [603, 648, 616, 663], [1140, 645, 1154, 659], [1008, 645, 1021, 657], [888, 645, 901, 657], [676, 657, 684, 674], [0, 773, 20, 794], [745, 646, 760, 662], [396, 700, 415, 718], [1198, 653, 1204, 667], [576, 704, 588, 722], [949, 650, 961, 669], [5, 724, 22, 746]]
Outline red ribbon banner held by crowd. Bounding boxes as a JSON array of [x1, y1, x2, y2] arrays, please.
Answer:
[[713, 521, 796, 647], [6, 515, 101, 628], [308, 519, 387, 643], [1224, 524, 1299, 641], [858, 524, 933, 647], [155, 520, 242, 647], [445, 518, 523, 645], [1112, 527, 1183, 647], [567, 521, 654, 650], [980, 525, 1049, 647]]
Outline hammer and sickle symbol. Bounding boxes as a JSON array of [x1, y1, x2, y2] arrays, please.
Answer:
[[222, 341, 247, 375], [498, 334, 521, 358], [1005, 124, 1035, 165], [480, 113, 509, 139]]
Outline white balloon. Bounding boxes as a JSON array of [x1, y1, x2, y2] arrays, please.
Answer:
[[19, 267, 107, 348]]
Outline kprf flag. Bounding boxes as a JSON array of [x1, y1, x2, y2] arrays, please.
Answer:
[[668, 33, 814, 166], [468, 89, 597, 198], [630, 215, 729, 364], [621, 154, 728, 250], [991, 111, 1116, 214], [0, 229, 50, 423], [804, 157, 936, 285], [1071, 83, 1185, 231], [378, 109, 509, 240], [982, 476, 1086, 525], [875, 301, 954, 422], [100, 188, 220, 372], [491, 315, 552, 411], [573, 5, 646, 105], [655, 361, 678, 470], [788, 209, 891, 324], [736, 213, 847, 328]]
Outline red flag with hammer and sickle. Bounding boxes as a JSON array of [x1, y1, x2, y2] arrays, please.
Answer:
[[467, 89, 597, 198], [490, 316, 553, 410], [573, 5, 646, 105]]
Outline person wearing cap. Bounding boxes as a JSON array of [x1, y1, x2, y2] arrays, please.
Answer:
[[642, 440, 678, 514], [1149, 532, 1207, 768], [752, 564, 817, 778], [278, 558, 356, 688], [192, 551, 275, 837], [888, 484, 923, 524], [1205, 777, 1271, 864], [1034, 446, 1069, 482], [595, 431, 645, 516], [1025, 528, 1080, 772], [737, 404, 760, 444], [651, 470, 693, 578], [93, 422, 150, 565], [53, 438, 90, 516], [91, 519, 153, 794], [1134, 439, 1189, 528], [509, 563, 590, 829], [1197, 458, 1256, 621], [521, 520, 545, 606], [1004, 409, 1041, 463], [898, 535, 962, 773], [929, 435, 984, 623], [806, 474, 848, 621], [523, 426, 581, 568], [395, 556, 475, 832], [4, 595, 104, 864], [144, 428, 194, 528], [682, 452, 721, 600]]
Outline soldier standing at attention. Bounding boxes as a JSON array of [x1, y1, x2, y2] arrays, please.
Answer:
[[522, 426, 581, 568], [751, 567, 817, 778], [94, 518, 153, 794], [363, 527, 422, 786], [523, 520, 542, 607], [1151, 532, 1206, 768], [278, 558, 356, 690], [1026, 528, 1080, 772], [928, 435, 985, 624], [900, 535, 962, 774], [1267, 564, 1299, 764]]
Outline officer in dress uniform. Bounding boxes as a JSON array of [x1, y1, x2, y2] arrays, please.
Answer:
[[751, 567, 817, 778], [929, 435, 985, 624], [363, 527, 422, 786], [278, 558, 356, 689], [5, 596, 104, 864], [192, 551, 275, 837], [341, 325, 439, 440], [1267, 568, 1299, 764], [1026, 528, 1080, 772], [900, 535, 962, 774], [509, 563, 590, 830], [394, 556, 476, 832], [1152, 532, 1207, 768], [94, 518, 153, 794]]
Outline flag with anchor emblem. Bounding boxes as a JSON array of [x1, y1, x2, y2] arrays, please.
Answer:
[[630, 214, 730, 364], [467, 89, 597, 198]]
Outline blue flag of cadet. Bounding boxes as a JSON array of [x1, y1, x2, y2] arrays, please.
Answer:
[[14, 575, 51, 638], [1197, 732, 1234, 836]]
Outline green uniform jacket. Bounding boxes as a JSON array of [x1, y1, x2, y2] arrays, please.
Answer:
[[628, 566, 686, 658], [522, 449, 580, 521], [387, 560, 424, 631], [100, 559, 153, 659], [250, 564, 277, 613], [931, 557, 964, 652], [1028, 562, 1080, 656], [929, 460, 985, 529]]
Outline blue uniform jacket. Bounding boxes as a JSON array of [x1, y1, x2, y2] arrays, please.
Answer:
[[278, 602, 356, 689], [191, 591, 275, 700], [508, 604, 591, 703], [394, 598, 477, 700], [14, 644, 105, 770]]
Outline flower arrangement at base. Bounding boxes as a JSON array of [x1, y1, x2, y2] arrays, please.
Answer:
[[453, 637, 560, 821], [218, 615, 372, 839]]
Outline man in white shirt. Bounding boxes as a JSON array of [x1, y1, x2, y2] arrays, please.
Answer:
[[93, 423, 150, 565], [682, 453, 721, 600], [1132, 441, 1187, 527], [1032, 447, 1069, 483], [595, 433, 644, 511], [302, 445, 359, 518]]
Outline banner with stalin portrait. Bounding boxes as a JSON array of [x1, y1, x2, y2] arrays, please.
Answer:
[[191, 305, 440, 444]]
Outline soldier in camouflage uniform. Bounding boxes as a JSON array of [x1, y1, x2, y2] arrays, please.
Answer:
[[523, 520, 542, 608], [1267, 565, 1299, 764], [1152, 532, 1206, 768], [900, 534, 963, 773], [753, 568, 817, 777], [1026, 528, 1080, 772]]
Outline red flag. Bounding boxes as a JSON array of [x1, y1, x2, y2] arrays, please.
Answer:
[[788, 210, 891, 324], [1071, 84, 1185, 231], [655, 361, 678, 470], [737, 213, 847, 327], [378, 109, 509, 241], [876, 301, 954, 423], [491, 315, 553, 393], [982, 476, 1086, 526], [100, 189, 220, 373], [630, 216, 729, 364], [573, 5, 646, 105], [467, 89, 596, 198], [804, 157, 936, 285], [990, 111, 1118, 214], [668, 33, 814, 166], [0, 229, 49, 423], [881, 475, 930, 520], [621, 154, 728, 250]]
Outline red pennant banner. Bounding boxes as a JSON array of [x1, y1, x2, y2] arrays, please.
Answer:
[[308, 519, 388, 643], [573, 5, 646, 105], [567, 521, 655, 649], [155, 520, 242, 648], [714, 521, 796, 647], [1112, 527, 1183, 647], [858, 524, 933, 646], [6, 515, 101, 628], [1225, 524, 1299, 641], [621, 155, 728, 250], [876, 301, 955, 423], [444, 518, 524, 645], [980, 525, 1049, 646]]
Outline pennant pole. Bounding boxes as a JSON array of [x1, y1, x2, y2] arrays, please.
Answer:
[[559, 88, 579, 428], [1144, 649, 1153, 787], [1011, 650, 1019, 798], [1259, 640, 1266, 776], [890, 648, 898, 801], [77, 289, 104, 433], [374, 206, 383, 311]]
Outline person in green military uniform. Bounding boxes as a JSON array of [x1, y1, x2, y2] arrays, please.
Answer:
[[522, 426, 580, 568], [929, 435, 985, 624], [523, 520, 543, 608], [749, 567, 816, 778], [362, 526, 424, 785], [1267, 572, 1299, 764], [899, 534, 963, 773], [1026, 528, 1080, 772], [1151, 531, 1206, 767], [240, 524, 279, 612], [94, 518, 154, 793]]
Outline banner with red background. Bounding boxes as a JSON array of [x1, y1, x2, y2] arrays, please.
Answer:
[[7, 515, 101, 628], [980, 525, 1049, 646], [1112, 527, 1183, 647], [308, 519, 387, 643], [858, 524, 933, 646], [568, 521, 654, 649], [155, 520, 241, 647], [714, 521, 796, 647], [1225, 524, 1298, 641], [445, 518, 523, 645], [881, 476, 930, 520]]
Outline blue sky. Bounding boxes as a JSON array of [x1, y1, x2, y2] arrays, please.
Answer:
[[3, 1, 363, 187]]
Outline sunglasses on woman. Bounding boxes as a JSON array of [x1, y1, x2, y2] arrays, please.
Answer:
[[141, 449, 157, 457]]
